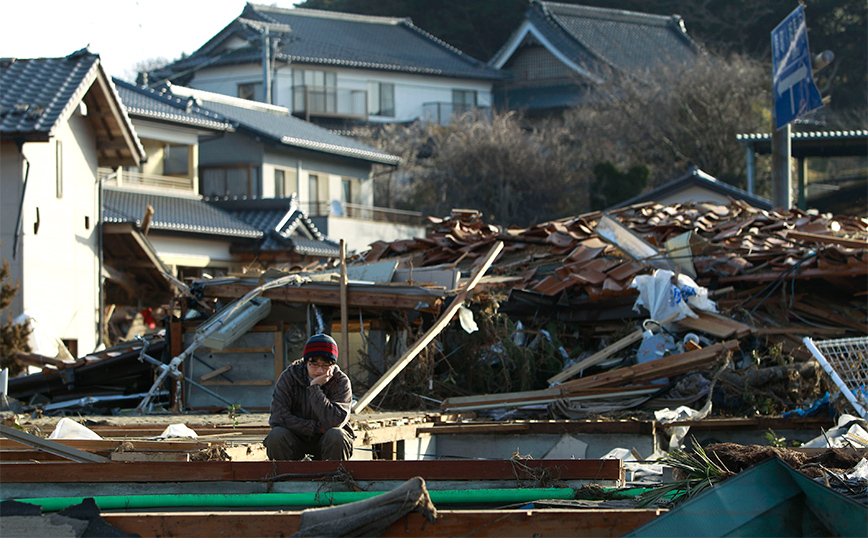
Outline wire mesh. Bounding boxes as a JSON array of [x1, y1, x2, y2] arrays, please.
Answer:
[[805, 336, 868, 419]]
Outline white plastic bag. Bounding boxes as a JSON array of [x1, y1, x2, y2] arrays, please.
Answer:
[[156, 423, 199, 439], [48, 417, 102, 440], [630, 269, 718, 322]]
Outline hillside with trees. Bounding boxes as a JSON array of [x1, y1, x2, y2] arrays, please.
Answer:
[[299, 0, 866, 115]]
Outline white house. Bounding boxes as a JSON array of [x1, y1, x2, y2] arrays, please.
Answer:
[[0, 49, 145, 356], [148, 4, 504, 128]]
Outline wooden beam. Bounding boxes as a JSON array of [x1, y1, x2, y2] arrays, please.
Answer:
[[784, 230, 868, 249], [548, 313, 679, 384], [0, 424, 109, 463], [102, 508, 664, 538], [354, 241, 504, 412], [440, 386, 660, 412], [417, 420, 655, 436], [676, 311, 753, 339], [0, 458, 621, 483], [558, 340, 739, 393], [198, 365, 232, 382], [340, 239, 349, 372], [203, 283, 443, 313], [0, 439, 214, 452]]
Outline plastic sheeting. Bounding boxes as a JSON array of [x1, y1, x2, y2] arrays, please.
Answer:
[[630, 269, 718, 322]]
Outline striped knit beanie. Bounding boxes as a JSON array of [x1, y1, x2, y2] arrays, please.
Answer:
[[303, 334, 339, 363]]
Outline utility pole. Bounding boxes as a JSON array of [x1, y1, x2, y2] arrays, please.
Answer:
[[771, 122, 792, 209], [262, 27, 271, 104]]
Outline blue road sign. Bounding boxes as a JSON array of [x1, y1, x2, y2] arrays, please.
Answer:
[[772, 6, 823, 130]]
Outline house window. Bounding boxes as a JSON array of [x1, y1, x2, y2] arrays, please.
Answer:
[[200, 165, 260, 198], [308, 173, 323, 215], [292, 69, 337, 114], [56, 140, 63, 199], [164, 145, 189, 175], [452, 89, 477, 114], [238, 82, 263, 101], [368, 82, 395, 117], [274, 169, 285, 198], [341, 178, 353, 205]]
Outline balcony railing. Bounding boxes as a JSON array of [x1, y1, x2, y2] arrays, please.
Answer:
[[99, 168, 194, 192], [421, 103, 492, 125], [301, 201, 423, 226], [292, 86, 368, 120]]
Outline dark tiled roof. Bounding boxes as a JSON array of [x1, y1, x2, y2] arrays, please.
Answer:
[[495, 1, 698, 79], [113, 78, 232, 132], [163, 4, 503, 80], [0, 49, 100, 138], [610, 166, 772, 210], [168, 85, 400, 165], [209, 195, 340, 257], [103, 187, 262, 238]]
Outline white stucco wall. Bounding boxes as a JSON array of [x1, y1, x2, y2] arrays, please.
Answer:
[[321, 218, 425, 254], [189, 64, 494, 124], [146, 235, 238, 270], [656, 185, 734, 207], [2, 111, 101, 354]]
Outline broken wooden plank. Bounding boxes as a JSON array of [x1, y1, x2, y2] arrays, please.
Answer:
[[354, 241, 504, 412], [0, 424, 109, 463], [0, 439, 215, 451], [440, 386, 660, 412], [111, 452, 191, 462], [676, 311, 753, 339], [548, 313, 679, 384], [202, 282, 444, 314], [198, 365, 232, 382], [0, 458, 622, 483], [784, 230, 868, 249], [102, 509, 665, 538], [558, 340, 740, 393]]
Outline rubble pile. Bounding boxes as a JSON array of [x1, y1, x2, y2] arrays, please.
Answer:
[[352, 201, 867, 416]]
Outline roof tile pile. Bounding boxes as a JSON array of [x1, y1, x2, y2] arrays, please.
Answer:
[[357, 201, 868, 305]]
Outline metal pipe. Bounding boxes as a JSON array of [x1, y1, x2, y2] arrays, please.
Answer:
[[15, 488, 583, 513]]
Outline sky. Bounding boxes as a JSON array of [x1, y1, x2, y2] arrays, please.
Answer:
[[0, 0, 304, 81]]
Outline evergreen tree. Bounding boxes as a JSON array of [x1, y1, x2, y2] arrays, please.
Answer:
[[1, 254, 30, 376]]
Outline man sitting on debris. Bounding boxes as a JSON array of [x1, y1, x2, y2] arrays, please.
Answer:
[[264, 334, 355, 460]]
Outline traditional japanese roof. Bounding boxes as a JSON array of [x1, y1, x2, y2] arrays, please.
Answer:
[[210, 195, 340, 257], [103, 187, 262, 239], [154, 3, 502, 84], [165, 84, 400, 165], [0, 48, 144, 166], [490, 0, 699, 82], [113, 78, 233, 132], [609, 166, 772, 211]]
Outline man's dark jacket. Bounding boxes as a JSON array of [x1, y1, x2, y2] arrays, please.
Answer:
[[269, 358, 353, 440]]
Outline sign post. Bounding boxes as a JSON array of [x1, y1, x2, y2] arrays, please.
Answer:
[[770, 6, 824, 209]]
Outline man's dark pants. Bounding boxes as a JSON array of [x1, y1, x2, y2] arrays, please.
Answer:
[[264, 426, 354, 460]]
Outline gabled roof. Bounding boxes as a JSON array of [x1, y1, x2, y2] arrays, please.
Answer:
[[103, 187, 262, 239], [165, 84, 400, 165], [210, 194, 340, 257], [490, 0, 699, 82], [609, 166, 772, 210], [155, 3, 503, 82], [113, 78, 233, 132], [0, 49, 144, 167]]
